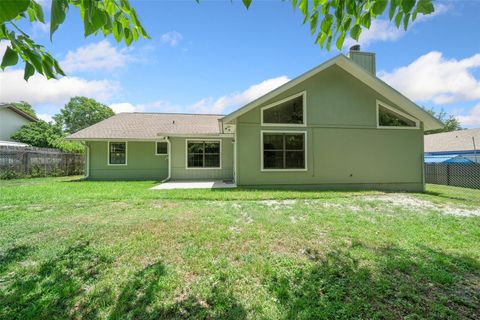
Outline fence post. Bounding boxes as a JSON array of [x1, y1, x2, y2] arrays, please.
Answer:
[[446, 164, 450, 186], [23, 152, 29, 175]]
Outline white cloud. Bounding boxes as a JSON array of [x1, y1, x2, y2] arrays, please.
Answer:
[[457, 104, 480, 126], [344, 3, 449, 49], [379, 51, 480, 105], [61, 40, 130, 73], [191, 76, 290, 114], [109, 102, 142, 113], [0, 69, 119, 106], [159, 31, 183, 47], [37, 113, 54, 123], [109, 76, 290, 115], [32, 21, 50, 37]]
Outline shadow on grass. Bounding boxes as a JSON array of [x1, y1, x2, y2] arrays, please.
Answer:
[[0, 240, 111, 320], [108, 262, 247, 320], [0, 244, 32, 273], [268, 245, 480, 319], [1, 242, 478, 319]]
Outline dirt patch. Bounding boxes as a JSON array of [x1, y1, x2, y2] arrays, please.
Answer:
[[363, 194, 480, 217], [258, 200, 297, 209]]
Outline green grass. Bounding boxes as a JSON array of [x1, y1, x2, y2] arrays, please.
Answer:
[[0, 177, 479, 319]]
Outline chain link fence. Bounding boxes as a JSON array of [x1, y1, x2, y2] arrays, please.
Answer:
[[425, 162, 480, 189], [0, 145, 84, 179]]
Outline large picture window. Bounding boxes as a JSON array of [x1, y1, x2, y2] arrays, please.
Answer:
[[262, 92, 305, 125], [109, 142, 127, 165], [262, 132, 305, 170], [187, 140, 221, 168], [377, 102, 419, 129]]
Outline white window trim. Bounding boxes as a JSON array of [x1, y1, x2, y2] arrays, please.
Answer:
[[107, 141, 128, 166], [185, 139, 222, 170], [155, 141, 169, 156], [260, 130, 308, 172], [376, 100, 420, 130], [260, 91, 307, 127]]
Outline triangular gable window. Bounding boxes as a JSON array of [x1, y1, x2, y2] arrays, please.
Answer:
[[262, 92, 305, 126], [377, 102, 419, 129]]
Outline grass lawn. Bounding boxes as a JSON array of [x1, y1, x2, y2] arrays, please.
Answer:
[[0, 177, 479, 319]]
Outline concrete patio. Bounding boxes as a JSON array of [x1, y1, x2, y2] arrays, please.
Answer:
[[151, 180, 237, 190]]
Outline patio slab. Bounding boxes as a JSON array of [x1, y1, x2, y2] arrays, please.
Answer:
[[151, 180, 236, 190]]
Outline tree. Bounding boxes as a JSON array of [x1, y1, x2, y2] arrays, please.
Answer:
[[424, 108, 463, 135], [1, 0, 435, 81], [54, 97, 114, 134], [12, 101, 37, 118], [11, 120, 84, 153]]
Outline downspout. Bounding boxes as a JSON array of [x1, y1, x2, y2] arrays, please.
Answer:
[[84, 143, 90, 179], [161, 137, 171, 183]]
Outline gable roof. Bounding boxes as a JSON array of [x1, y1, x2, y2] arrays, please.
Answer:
[[0, 104, 38, 122], [424, 129, 480, 153], [221, 54, 443, 131], [67, 113, 224, 140]]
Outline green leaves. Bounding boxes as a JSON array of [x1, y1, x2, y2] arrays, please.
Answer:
[[1, 46, 18, 69], [242, 0, 252, 9], [416, 0, 435, 14], [295, 0, 435, 51], [371, 0, 388, 16], [0, 0, 30, 24], [50, 0, 69, 40]]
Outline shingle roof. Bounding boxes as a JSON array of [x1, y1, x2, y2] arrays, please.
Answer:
[[67, 113, 223, 140], [0, 104, 38, 122], [424, 129, 480, 153]]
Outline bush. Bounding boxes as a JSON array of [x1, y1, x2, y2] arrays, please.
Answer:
[[0, 170, 22, 180]]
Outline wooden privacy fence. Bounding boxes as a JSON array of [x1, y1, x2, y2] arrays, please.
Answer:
[[0, 145, 84, 179], [425, 163, 480, 190]]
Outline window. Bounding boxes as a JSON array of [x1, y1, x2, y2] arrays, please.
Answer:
[[262, 132, 305, 170], [377, 102, 419, 128], [156, 141, 168, 155], [109, 142, 126, 165], [262, 92, 305, 125], [187, 140, 221, 168]]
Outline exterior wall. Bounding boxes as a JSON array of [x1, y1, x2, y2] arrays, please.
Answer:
[[0, 108, 32, 141], [235, 65, 424, 191], [170, 137, 234, 180], [87, 141, 168, 180], [86, 138, 234, 181]]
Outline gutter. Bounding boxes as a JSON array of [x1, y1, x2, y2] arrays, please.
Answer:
[[161, 137, 172, 183]]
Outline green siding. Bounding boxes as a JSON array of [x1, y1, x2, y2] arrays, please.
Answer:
[[170, 137, 234, 180], [87, 141, 168, 180], [86, 138, 234, 181], [235, 65, 424, 191]]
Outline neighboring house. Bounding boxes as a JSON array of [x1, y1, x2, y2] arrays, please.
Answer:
[[425, 129, 480, 164], [68, 48, 443, 191], [0, 104, 38, 146]]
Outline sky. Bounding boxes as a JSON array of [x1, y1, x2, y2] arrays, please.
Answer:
[[1, 0, 480, 128]]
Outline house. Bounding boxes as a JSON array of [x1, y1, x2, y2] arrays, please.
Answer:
[[68, 48, 443, 191], [425, 129, 480, 164], [0, 104, 38, 146]]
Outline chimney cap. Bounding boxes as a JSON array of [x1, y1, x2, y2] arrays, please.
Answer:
[[350, 44, 361, 52]]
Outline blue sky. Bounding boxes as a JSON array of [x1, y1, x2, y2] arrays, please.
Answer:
[[1, 0, 480, 127]]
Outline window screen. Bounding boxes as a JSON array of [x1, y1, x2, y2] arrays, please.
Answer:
[[263, 133, 305, 169], [263, 95, 304, 124], [378, 105, 417, 127], [187, 141, 220, 168], [156, 142, 168, 155], [109, 142, 126, 165]]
